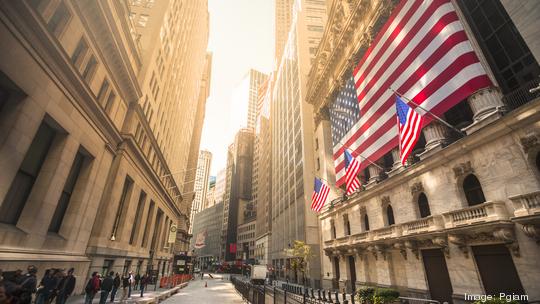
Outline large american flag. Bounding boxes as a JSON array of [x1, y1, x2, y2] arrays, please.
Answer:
[[332, 0, 492, 187]]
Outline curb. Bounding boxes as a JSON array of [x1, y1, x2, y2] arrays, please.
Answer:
[[127, 283, 189, 304]]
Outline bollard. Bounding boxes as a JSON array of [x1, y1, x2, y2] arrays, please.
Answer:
[[351, 292, 356, 304], [322, 290, 327, 302], [335, 291, 340, 304], [318, 289, 322, 300], [311, 288, 315, 299], [328, 290, 333, 303]]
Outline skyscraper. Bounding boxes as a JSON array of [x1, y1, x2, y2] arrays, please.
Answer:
[[275, 0, 295, 61], [270, 0, 327, 287], [221, 129, 255, 261], [232, 69, 267, 131], [189, 150, 212, 234]]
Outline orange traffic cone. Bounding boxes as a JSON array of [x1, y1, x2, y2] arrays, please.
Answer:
[[205, 281, 207, 288]]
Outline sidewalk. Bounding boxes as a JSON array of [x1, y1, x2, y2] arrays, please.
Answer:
[[66, 283, 189, 304], [162, 274, 243, 304]]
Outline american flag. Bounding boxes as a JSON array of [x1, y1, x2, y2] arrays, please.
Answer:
[[396, 95, 424, 165], [310, 178, 330, 212], [332, 0, 492, 187], [344, 150, 361, 195]]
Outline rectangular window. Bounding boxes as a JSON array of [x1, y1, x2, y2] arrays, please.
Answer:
[[96, 79, 110, 106], [48, 150, 86, 233], [458, 0, 540, 107], [0, 123, 56, 224], [111, 176, 133, 239], [71, 37, 89, 69], [104, 90, 116, 114], [129, 191, 146, 244], [82, 55, 97, 82], [141, 201, 155, 247], [47, 1, 71, 37]]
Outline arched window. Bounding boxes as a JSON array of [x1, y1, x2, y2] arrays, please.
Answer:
[[418, 193, 431, 218], [386, 205, 395, 226], [343, 214, 351, 236], [363, 213, 370, 231], [463, 174, 486, 206]]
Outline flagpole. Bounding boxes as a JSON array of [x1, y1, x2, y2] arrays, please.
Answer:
[[389, 88, 465, 136], [344, 146, 384, 170]]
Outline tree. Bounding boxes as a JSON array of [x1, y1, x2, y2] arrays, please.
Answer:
[[284, 240, 315, 286]]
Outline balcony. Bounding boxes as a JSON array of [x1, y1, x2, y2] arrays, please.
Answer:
[[509, 190, 540, 218], [442, 201, 510, 228], [373, 225, 402, 241], [401, 215, 444, 236]]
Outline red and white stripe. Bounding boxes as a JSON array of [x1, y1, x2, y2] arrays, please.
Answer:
[[311, 183, 330, 212], [345, 155, 361, 195], [334, 0, 491, 187], [398, 107, 424, 165]]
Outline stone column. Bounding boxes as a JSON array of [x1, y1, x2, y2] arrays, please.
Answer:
[[388, 148, 403, 176], [465, 87, 505, 134], [366, 164, 382, 187], [419, 121, 449, 160]]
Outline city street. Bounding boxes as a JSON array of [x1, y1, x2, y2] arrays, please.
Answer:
[[162, 274, 244, 304]]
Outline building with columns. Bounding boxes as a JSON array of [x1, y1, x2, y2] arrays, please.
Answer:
[[307, 0, 540, 303], [0, 0, 209, 291]]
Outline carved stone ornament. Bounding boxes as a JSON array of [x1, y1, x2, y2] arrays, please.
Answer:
[[410, 182, 424, 196], [375, 244, 388, 261], [519, 132, 540, 153], [394, 242, 407, 260], [521, 224, 540, 243], [448, 234, 469, 258], [367, 246, 378, 260], [381, 196, 391, 206], [432, 235, 450, 258], [453, 161, 473, 179], [404, 240, 420, 259], [493, 227, 520, 257]]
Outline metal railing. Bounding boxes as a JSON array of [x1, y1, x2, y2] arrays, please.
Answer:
[[230, 277, 441, 304], [502, 79, 540, 110]]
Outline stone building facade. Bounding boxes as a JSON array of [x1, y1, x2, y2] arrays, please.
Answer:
[[0, 0, 209, 292], [307, 0, 540, 303]]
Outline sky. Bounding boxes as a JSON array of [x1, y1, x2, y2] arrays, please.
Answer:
[[200, 0, 275, 176]]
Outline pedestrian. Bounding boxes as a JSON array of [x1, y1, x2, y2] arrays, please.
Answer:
[[120, 275, 129, 302], [84, 272, 100, 304], [17, 265, 38, 304], [99, 272, 113, 304], [127, 272, 133, 299], [48, 269, 63, 304], [55, 268, 76, 304], [139, 274, 148, 298], [110, 273, 120, 303], [134, 273, 140, 291], [36, 269, 56, 304]]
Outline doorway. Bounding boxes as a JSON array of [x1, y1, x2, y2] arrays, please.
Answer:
[[422, 249, 453, 303]]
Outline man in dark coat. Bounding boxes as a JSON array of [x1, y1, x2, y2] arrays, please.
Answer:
[[56, 268, 76, 304], [84, 272, 100, 304], [110, 273, 120, 303], [99, 272, 113, 304], [17, 266, 38, 304]]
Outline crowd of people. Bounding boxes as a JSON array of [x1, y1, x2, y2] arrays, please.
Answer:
[[0, 267, 152, 304], [0, 266, 75, 304]]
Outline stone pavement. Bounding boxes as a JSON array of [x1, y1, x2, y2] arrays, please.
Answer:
[[161, 274, 245, 304], [66, 283, 188, 304]]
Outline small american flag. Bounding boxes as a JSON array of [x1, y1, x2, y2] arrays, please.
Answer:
[[344, 150, 361, 195], [311, 178, 330, 212], [396, 95, 424, 165]]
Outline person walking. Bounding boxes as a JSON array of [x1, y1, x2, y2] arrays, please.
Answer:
[[110, 273, 120, 303], [99, 272, 113, 304], [55, 268, 76, 304], [17, 265, 38, 304], [134, 273, 140, 291], [127, 272, 133, 299], [119, 275, 129, 302], [84, 272, 100, 304], [139, 274, 148, 298]]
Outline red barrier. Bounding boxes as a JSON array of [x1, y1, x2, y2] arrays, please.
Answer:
[[159, 274, 193, 288]]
